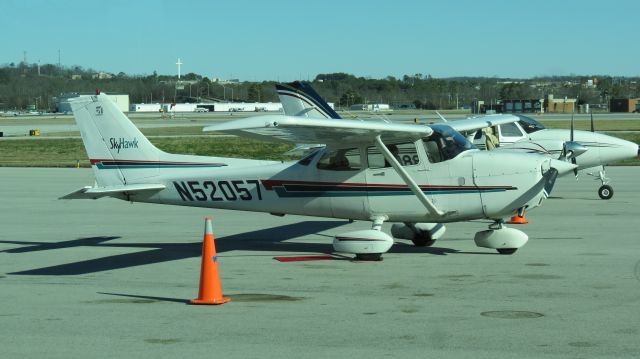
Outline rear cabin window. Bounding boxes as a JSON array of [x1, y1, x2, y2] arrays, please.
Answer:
[[316, 148, 362, 171], [297, 148, 321, 166], [367, 142, 420, 168], [500, 122, 524, 137]]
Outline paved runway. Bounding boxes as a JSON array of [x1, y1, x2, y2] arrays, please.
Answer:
[[2, 111, 639, 138], [1, 167, 639, 358]]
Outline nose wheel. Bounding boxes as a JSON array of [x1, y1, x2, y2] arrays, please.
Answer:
[[474, 220, 529, 254], [588, 166, 614, 200], [598, 184, 613, 200]]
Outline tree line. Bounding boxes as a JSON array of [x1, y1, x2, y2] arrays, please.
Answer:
[[1, 62, 638, 111]]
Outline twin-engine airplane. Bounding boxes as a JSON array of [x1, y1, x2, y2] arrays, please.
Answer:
[[63, 91, 576, 260], [469, 114, 639, 199]]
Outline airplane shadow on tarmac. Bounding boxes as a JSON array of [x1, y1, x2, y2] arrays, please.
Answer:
[[2, 220, 482, 276]]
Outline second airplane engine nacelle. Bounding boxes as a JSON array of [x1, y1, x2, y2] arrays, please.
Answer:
[[474, 227, 528, 249], [333, 230, 394, 255], [390, 223, 446, 241]]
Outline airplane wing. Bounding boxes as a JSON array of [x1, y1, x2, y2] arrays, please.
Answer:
[[204, 115, 433, 146], [446, 114, 520, 133]]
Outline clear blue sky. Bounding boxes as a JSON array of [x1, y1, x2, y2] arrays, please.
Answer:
[[1, 0, 638, 81]]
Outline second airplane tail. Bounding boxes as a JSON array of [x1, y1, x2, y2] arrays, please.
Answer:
[[275, 81, 341, 119]]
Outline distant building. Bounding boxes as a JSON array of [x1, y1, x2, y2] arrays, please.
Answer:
[[472, 95, 576, 114], [155, 102, 283, 113], [92, 72, 114, 79], [349, 103, 390, 111], [609, 98, 639, 113], [545, 94, 576, 113], [130, 103, 162, 112], [471, 100, 503, 114], [55, 93, 129, 113], [501, 99, 544, 113]]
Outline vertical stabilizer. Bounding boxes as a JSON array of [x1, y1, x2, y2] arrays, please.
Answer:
[[276, 81, 341, 119], [69, 93, 160, 185]]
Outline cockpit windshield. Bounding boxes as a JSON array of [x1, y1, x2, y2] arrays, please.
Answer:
[[516, 115, 545, 134], [423, 124, 477, 163]]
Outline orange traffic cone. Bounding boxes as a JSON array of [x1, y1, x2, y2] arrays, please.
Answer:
[[190, 217, 231, 305], [507, 214, 529, 224]]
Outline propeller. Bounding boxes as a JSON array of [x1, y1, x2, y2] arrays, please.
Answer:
[[559, 111, 583, 177], [570, 112, 578, 176], [590, 111, 595, 132]]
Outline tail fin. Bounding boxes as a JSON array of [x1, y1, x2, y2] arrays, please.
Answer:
[[276, 81, 341, 119], [70, 93, 160, 186]]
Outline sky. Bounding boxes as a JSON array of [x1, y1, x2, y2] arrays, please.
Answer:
[[1, 0, 639, 81]]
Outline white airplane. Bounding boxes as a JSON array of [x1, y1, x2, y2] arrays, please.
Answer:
[[62, 91, 576, 260], [469, 113, 639, 199], [276, 81, 638, 200]]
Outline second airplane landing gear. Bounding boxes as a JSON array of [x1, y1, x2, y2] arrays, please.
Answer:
[[598, 184, 613, 200], [474, 220, 528, 255], [588, 166, 614, 200]]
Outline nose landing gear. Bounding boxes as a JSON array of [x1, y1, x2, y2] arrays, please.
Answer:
[[589, 166, 613, 200], [474, 220, 529, 255]]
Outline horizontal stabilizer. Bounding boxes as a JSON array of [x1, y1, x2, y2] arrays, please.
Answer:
[[60, 183, 166, 200]]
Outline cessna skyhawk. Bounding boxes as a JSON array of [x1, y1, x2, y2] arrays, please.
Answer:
[[276, 81, 638, 200], [62, 92, 575, 260]]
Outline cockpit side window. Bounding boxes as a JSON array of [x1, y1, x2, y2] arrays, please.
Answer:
[[367, 142, 420, 169], [516, 115, 546, 134], [423, 125, 476, 163], [500, 122, 524, 137], [317, 148, 361, 171]]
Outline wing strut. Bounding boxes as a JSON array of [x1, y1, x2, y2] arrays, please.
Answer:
[[374, 135, 449, 218]]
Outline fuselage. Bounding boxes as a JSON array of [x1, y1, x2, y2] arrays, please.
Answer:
[[114, 143, 563, 224]]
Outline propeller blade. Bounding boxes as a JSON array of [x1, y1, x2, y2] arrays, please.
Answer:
[[572, 157, 578, 177], [590, 112, 595, 132], [570, 112, 574, 142]]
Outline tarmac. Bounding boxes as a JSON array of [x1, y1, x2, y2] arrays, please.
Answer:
[[1, 166, 639, 358], [2, 111, 639, 138]]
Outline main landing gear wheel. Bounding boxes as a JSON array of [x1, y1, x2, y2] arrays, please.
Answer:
[[411, 234, 436, 247], [598, 184, 613, 200], [355, 253, 383, 261], [497, 248, 518, 255]]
